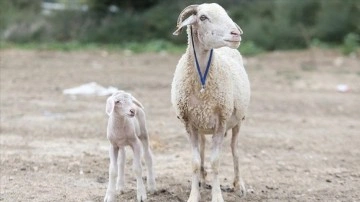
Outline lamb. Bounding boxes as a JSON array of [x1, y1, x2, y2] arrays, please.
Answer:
[[171, 3, 250, 202], [104, 90, 156, 202]]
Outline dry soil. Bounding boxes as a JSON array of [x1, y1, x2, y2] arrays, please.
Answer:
[[1, 48, 359, 202]]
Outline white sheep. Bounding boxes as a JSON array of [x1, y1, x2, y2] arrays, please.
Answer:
[[171, 3, 250, 202], [104, 90, 156, 202]]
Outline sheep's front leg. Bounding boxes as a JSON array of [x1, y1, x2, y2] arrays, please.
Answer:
[[104, 145, 119, 202], [116, 148, 126, 194], [140, 136, 156, 194], [200, 133, 207, 187], [132, 141, 147, 202], [231, 124, 246, 197], [187, 125, 201, 202], [211, 125, 226, 202]]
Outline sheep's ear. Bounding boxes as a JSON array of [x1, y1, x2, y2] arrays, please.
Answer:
[[173, 15, 197, 35], [173, 5, 198, 36], [235, 23, 243, 35], [106, 96, 115, 116], [131, 96, 144, 109]]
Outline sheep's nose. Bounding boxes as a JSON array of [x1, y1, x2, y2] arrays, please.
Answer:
[[231, 30, 241, 36]]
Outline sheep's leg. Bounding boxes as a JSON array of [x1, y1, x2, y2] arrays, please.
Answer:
[[200, 133, 207, 187], [140, 135, 156, 194], [104, 145, 119, 202], [210, 125, 226, 202], [132, 141, 147, 202], [187, 125, 201, 202], [231, 124, 246, 197], [116, 148, 126, 194]]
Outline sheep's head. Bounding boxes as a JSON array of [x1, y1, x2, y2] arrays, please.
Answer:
[[106, 91, 144, 117], [173, 3, 243, 49]]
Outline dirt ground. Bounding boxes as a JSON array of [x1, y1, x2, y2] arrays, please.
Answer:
[[1, 48, 359, 202]]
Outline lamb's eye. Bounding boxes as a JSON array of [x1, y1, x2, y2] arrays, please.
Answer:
[[115, 101, 120, 104], [200, 15, 207, 21]]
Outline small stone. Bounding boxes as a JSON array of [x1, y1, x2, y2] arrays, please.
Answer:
[[96, 176, 107, 183]]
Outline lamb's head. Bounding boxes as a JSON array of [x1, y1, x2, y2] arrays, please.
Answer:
[[173, 3, 243, 49], [106, 91, 144, 117]]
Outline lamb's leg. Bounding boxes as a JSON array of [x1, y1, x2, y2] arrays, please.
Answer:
[[231, 124, 246, 197], [116, 148, 126, 194], [187, 125, 201, 202], [132, 141, 147, 202], [211, 125, 226, 202], [140, 135, 156, 194], [104, 145, 119, 202], [200, 133, 207, 187]]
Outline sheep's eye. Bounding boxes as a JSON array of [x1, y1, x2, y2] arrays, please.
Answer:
[[115, 101, 120, 104], [200, 15, 207, 21]]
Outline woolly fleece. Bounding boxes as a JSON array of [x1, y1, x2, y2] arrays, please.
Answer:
[[171, 27, 250, 133]]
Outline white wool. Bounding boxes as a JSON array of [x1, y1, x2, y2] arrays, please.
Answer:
[[171, 29, 250, 133]]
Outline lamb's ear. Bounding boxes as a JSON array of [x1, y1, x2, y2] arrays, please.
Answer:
[[173, 5, 198, 36], [131, 96, 144, 109], [106, 96, 115, 116], [235, 23, 243, 35]]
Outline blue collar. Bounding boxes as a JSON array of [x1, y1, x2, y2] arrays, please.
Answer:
[[190, 26, 213, 92]]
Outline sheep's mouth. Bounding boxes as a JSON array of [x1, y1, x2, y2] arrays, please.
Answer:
[[224, 40, 241, 43], [126, 113, 135, 118], [224, 40, 241, 48]]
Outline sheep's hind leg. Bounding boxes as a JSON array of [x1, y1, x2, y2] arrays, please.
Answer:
[[210, 125, 226, 202], [187, 125, 201, 202], [140, 135, 156, 194], [132, 141, 147, 202], [116, 148, 126, 194], [231, 124, 246, 197], [104, 145, 119, 202]]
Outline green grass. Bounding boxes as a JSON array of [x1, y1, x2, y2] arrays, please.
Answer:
[[121, 40, 186, 53], [341, 33, 359, 56], [2, 39, 356, 59], [239, 41, 264, 56], [0, 40, 265, 56], [0, 40, 187, 54], [0, 41, 99, 51]]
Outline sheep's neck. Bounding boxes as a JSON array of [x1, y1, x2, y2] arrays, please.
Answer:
[[111, 114, 130, 127], [190, 29, 212, 77]]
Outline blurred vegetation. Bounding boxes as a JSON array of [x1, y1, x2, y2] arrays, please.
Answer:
[[0, 0, 359, 55]]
